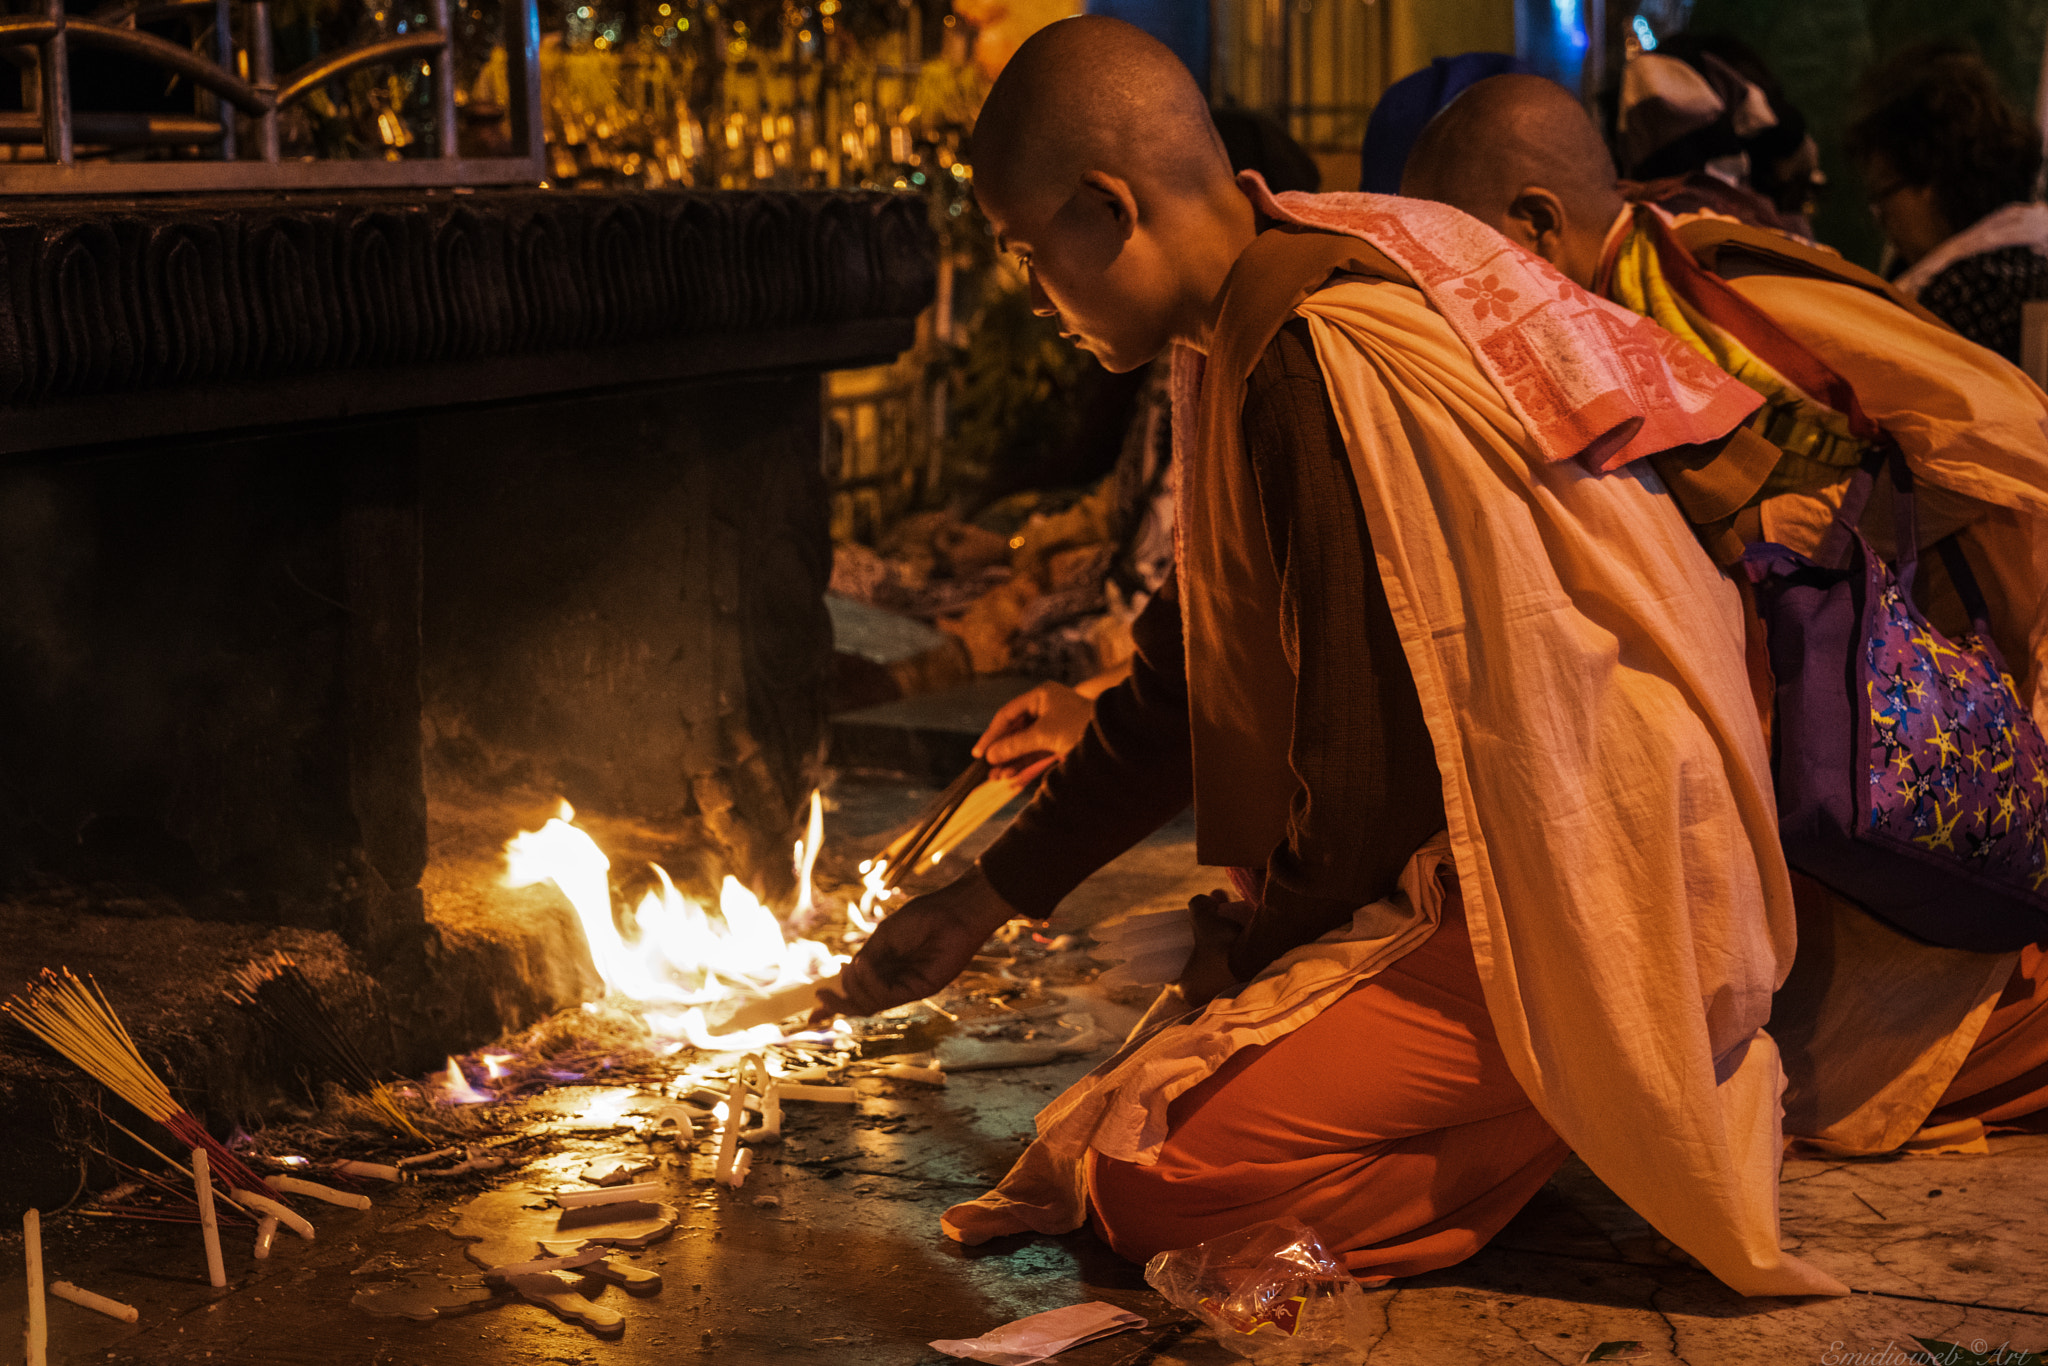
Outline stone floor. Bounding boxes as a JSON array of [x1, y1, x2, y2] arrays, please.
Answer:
[[2, 772, 2044, 1366]]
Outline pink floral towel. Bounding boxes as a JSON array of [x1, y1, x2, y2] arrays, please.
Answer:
[[1242, 171, 1763, 470]]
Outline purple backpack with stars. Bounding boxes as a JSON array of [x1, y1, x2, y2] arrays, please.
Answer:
[[1745, 446, 2048, 951]]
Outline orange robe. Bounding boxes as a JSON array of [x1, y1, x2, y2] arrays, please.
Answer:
[[1088, 882, 1570, 1278], [948, 223, 1844, 1298]]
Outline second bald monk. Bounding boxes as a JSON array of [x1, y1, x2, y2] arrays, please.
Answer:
[[818, 17, 1845, 1296], [1402, 74, 2048, 1161]]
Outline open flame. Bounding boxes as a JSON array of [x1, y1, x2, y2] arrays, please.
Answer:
[[504, 797, 848, 1040], [438, 1055, 493, 1104]]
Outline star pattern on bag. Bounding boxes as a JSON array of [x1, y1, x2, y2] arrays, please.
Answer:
[[1864, 583, 2048, 888]]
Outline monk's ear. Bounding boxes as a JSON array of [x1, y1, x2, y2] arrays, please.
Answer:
[[1076, 170, 1141, 242], [1504, 187, 1569, 266]]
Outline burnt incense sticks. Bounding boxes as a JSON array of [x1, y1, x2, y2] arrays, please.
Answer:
[[226, 953, 427, 1140]]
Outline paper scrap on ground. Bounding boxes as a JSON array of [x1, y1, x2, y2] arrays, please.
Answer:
[[930, 1302, 1147, 1365]]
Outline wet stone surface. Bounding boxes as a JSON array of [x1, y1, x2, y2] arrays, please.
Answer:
[[0, 795, 2043, 1365]]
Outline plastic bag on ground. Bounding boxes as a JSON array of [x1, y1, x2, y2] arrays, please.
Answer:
[[1143, 1217, 1375, 1362]]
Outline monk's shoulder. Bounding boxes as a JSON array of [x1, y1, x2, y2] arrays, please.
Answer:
[[1677, 218, 1949, 330]]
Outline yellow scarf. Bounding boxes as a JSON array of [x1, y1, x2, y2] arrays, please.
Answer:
[[1607, 219, 1871, 498]]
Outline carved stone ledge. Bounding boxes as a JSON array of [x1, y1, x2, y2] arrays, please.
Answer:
[[0, 186, 936, 452]]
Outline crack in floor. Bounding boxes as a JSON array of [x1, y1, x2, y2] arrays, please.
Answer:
[[1647, 1285, 1693, 1366]]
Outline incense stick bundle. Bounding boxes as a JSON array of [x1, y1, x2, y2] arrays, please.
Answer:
[[226, 953, 425, 1140], [876, 757, 995, 893], [885, 775, 1028, 879], [4, 969, 270, 1194]]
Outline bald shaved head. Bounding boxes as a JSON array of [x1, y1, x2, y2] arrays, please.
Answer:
[[1401, 74, 1626, 289], [974, 16, 1234, 220], [970, 17, 1256, 372]]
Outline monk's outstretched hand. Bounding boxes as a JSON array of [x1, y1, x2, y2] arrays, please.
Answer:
[[811, 865, 1020, 1022]]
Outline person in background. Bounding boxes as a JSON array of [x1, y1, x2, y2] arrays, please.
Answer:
[[1607, 33, 1821, 240], [1847, 42, 2048, 368], [1356, 52, 1533, 194]]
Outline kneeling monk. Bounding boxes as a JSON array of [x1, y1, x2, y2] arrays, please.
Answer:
[[819, 17, 1844, 1298], [1400, 74, 2048, 1159]]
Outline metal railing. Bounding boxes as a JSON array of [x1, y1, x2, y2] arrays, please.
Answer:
[[0, 0, 542, 192]]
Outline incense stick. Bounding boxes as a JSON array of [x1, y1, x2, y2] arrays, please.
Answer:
[[226, 954, 427, 1140], [881, 757, 991, 892], [5, 969, 271, 1194]]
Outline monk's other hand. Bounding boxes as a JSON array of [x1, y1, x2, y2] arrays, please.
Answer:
[[810, 865, 1020, 1023], [1173, 890, 1254, 1011], [973, 682, 1092, 782]]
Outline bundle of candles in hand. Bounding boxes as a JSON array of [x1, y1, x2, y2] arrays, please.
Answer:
[[853, 752, 1041, 931], [227, 952, 428, 1141]]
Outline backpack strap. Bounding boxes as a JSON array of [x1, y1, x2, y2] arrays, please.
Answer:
[[1816, 445, 1892, 572], [1936, 534, 2004, 670]]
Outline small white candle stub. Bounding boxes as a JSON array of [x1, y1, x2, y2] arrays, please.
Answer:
[[555, 1182, 663, 1209], [333, 1160, 401, 1182], [237, 1192, 314, 1242], [192, 1150, 227, 1289], [24, 1208, 47, 1366], [253, 1217, 279, 1260], [714, 1077, 747, 1188], [50, 1281, 138, 1324], [265, 1174, 371, 1210], [777, 1082, 857, 1103]]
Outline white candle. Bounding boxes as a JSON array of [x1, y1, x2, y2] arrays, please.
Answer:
[[729, 1149, 753, 1188], [714, 1077, 747, 1187], [554, 1182, 663, 1208], [264, 1175, 370, 1210], [24, 1208, 46, 1366], [879, 1063, 946, 1086], [235, 1192, 314, 1241], [332, 1161, 401, 1182], [252, 1218, 278, 1260], [649, 1103, 696, 1141], [742, 1078, 783, 1146], [483, 1247, 606, 1280], [776, 1082, 857, 1103], [49, 1281, 138, 1324], [191, 1151, 227, 1288], [396, 1146, 460, 1168]]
